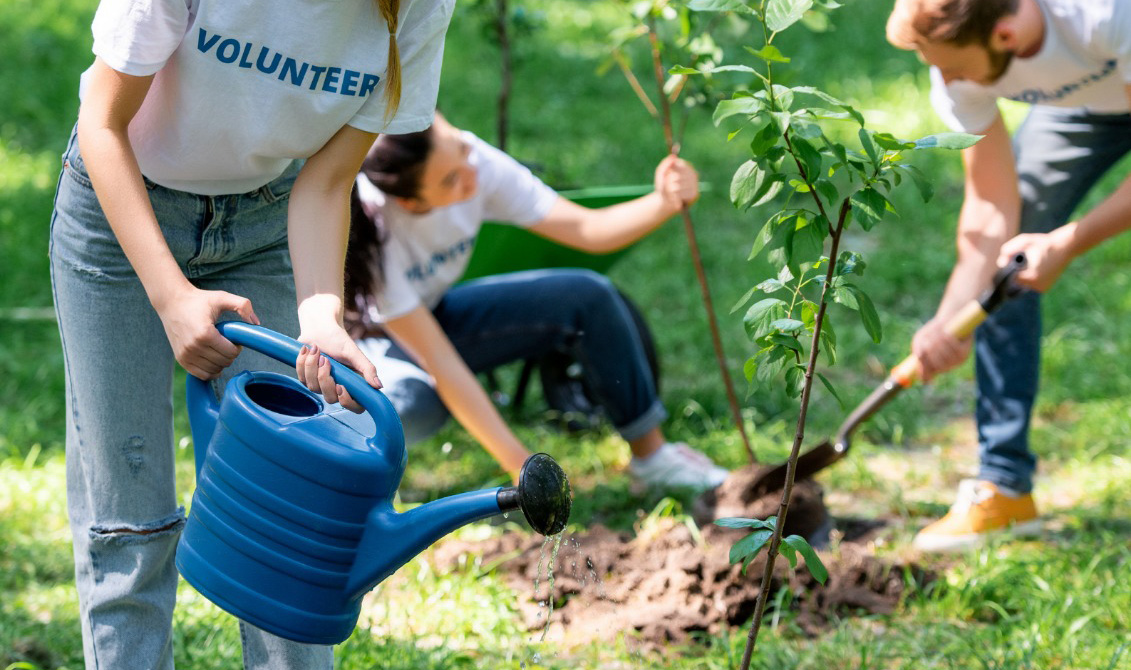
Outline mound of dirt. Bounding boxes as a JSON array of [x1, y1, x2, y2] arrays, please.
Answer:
[[433, 464, 934, 649]]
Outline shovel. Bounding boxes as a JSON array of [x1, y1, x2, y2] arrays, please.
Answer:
[[748, 252, 1028, 498]]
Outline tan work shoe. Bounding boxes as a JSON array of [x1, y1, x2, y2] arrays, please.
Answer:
[[913, 479, 1041, 553]]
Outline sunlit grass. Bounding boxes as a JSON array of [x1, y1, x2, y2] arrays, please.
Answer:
[[4, 0, 1131, 667]]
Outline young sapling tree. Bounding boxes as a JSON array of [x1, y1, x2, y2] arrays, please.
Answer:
[[675, 0, 979, 665]]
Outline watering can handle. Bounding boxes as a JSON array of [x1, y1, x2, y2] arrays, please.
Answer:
[[211, 320, 402, 437]]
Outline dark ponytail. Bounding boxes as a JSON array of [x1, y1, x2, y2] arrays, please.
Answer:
[[344, 185, 386, 337], [343, 125, 435, 334]]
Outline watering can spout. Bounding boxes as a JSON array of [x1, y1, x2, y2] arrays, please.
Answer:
[[345, 453, 572, 600]]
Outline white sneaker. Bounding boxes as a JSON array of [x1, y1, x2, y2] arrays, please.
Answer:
[[629, 442, 730, 491]]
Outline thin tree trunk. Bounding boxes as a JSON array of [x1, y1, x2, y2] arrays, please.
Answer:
[[495, 0, 512, 151], [645, 17, 757, 464]]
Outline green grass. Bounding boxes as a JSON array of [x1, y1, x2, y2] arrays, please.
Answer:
[[3, 0, 1130, 668]]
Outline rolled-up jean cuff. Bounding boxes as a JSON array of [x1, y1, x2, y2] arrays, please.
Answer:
[[616, 401, 667, 442], [977, 466, 1033, 495]]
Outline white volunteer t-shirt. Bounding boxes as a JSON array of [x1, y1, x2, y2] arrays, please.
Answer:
[[83, 0, 454, 195], [930, 0, 1131, 132], [355, 131, 559, 321]]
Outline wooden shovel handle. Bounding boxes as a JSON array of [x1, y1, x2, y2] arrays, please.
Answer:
[[889, 300, 989, 387]]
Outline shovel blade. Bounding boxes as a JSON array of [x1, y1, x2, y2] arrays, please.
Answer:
[[749, 440, 844, 498]]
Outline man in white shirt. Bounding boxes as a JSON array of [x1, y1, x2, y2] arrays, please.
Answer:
[[886, 0, 1131, 552]]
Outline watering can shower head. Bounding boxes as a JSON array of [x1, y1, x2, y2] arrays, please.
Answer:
[[497, 452, 572, 536], [178, 321, 572, 645]]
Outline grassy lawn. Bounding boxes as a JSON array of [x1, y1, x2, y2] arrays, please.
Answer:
[[2, 0, 1129, 668]]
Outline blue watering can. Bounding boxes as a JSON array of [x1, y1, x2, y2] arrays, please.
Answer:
[[176, 321, 572, 645]]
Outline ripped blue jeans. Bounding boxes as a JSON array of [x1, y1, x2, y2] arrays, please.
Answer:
[[49, 129, 332, 669]]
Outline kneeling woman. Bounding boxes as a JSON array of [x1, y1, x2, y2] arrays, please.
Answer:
[[346, 113, 728, 491]]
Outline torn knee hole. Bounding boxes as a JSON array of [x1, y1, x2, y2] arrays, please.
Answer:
[[90, 513, 186, 542], [93, 521, 180, 536]]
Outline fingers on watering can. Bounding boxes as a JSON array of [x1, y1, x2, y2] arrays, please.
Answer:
[[185, 328, 240, 379], [297, 345, 320, 391], [312, 350, 341, 404], [337, 387, 366, 413]]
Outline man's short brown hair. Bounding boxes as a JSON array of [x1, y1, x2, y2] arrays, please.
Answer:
[[887, 0, 1020, 49]]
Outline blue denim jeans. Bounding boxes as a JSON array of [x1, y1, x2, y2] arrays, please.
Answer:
[[49, 129, 333, 669], [976, 107, 1131, 493], [357, 269, 667, 445]]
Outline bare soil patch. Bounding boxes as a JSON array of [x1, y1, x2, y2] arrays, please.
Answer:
[[434, 464, 935, 650]]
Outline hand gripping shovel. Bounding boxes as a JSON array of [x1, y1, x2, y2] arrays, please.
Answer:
[[748, 252, 1028, 498]]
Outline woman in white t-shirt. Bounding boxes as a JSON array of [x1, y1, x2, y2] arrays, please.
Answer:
[[345, 113, 730, 492], [49, 0, 453, 666]]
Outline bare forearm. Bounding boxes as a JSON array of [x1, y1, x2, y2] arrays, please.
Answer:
[[288, 126, 376, 327], [937, 115, 1019, 318], [76, 66, 190, 309], [938, 198, 1016, 316], [430, 367, 532, 479], [1058, 176, 1131, 257], [571, 192, 676, 252], [533, 193, 676, 254], [288, 184, 349, 324], [533, 156, 697, 253], [386, 309, 532, 478]]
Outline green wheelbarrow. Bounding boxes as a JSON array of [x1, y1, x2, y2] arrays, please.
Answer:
[[458, 185, 660, 431]]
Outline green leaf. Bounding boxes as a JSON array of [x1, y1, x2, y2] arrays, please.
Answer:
[[819, 316, 837, 365], [769, 318, 804, 334], [749, 212, 793, 259], [830, 284, 858, 310], [800, 299, 818, 329], [669, 65, 701, 75], [790, 86, 865, 126], [781, 535, 829, 584], [792, 216, 825, 262], [913, 132, 983, 150], [872, 132, 916, 151], [792, 136, 823, 182], [858, 128, 879, 166], [777, 264, 794, 284], [791, 117, 824, 140], [784, 364, 804, 397], [749, 120, 783, 156], [688, 0, 755, 12], [815, 178, 840, 206], [714, 97, 763, 126], [744, 298, 787, 339], [731, 285, 760, 313], [730, 529, 773, 573], [713, 64, 762, 75], [731, 160, 784, 210], [849, 187, 888, 230], [843, 284, 882, 343], [765, 0, 814, 32], [835, 250, 865, 276], [771, 214, 798, 268], [754, 347, 790, 383], [769, 332, 803, 353], [901, 163, 935, 202], [816, 371, 843, 407], [716, 516, 777, 531], [749, 44, 790, 63], [771, 84, 795, 111], [756, 277, 785, 293]]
